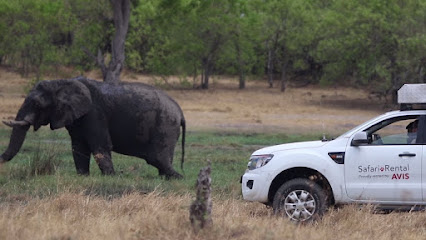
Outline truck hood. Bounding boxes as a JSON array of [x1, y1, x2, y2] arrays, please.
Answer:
[[253, 140, 327, 155]]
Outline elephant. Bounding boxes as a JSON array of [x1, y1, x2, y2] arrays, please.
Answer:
[[0, 77, 185, 179]]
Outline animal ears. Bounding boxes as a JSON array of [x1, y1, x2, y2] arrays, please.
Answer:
[[50, 80, 92, 129]]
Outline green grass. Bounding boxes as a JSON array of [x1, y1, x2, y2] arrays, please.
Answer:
[[0, 128, 318, 202]]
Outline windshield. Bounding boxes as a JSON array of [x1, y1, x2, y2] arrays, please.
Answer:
[[335, 118, 381, 139], [334, 111, 400, 139], [335, 110, 426, 140]]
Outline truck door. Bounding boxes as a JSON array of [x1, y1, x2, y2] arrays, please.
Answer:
[[345, 116, 423, 203]]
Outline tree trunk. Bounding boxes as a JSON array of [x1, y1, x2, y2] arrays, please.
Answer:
[[236, 44, 245, 89], [266, 33, 279, 88], [201, 69, 209, 89], [192, 64, 198, 88], [267, 48, 274, 88], [234, 34, 245, 89], [104, 62, 123, 84], [201, 58, 211, 89], [280, 61, 287, 92], [105, 0, 130, 84], [200, 34, 222, 90], [390, 56, 400, 105], [239, 74, 245, 90], [307, 55, 322, 83], [84, 0, 130, 84]]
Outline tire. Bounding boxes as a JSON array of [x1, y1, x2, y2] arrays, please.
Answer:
[[272, 178, 328, 222]]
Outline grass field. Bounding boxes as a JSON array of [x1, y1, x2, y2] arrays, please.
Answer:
[[0, 129, 313, 199], [1, 69, 426, 239], [1, 130, 426, 240]]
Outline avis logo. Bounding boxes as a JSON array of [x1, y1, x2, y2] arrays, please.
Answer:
[[391, 173, 409, 180]]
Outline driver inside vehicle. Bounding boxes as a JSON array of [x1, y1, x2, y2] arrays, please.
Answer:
[[406, 119, 418, 144]]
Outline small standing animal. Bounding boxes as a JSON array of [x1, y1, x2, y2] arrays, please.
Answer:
[[0, 77, 185, 179]]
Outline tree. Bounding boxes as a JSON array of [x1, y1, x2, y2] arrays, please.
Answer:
[[314, 0, 426, 101], [183, 0, 230, 89], [125, 0, 158, 72], [0, 0, 71, 77], [83, 0, 130, 83], [151, 0, 232, 89], [217, 0, 262, 89], [1, 0, 424, 94], [260, 0, 320, 91]]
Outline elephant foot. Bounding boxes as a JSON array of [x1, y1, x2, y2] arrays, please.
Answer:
[[101, 168, 116, 175], [94, 152, 115, 175], [159, 169, 183, 180], [164, 171, 183, 180], [77, 169, 90, 176]]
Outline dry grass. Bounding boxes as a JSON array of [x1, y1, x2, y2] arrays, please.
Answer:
[[0, 192, 426, 240], [1, 68, 418, 239]]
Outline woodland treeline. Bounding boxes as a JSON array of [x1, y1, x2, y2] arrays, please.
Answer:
[[0, 0, 425, 93]]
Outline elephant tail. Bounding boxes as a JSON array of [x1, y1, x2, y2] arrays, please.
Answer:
[[181, 118, 186, 172]]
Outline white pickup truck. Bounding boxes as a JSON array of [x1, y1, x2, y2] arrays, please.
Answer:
[[241, 84, 426, 221]]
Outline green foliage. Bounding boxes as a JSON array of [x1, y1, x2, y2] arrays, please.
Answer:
[[315, 0, 426, 91], [125, 0, 158, 72], [0, 0, 424, 91], [66, 0, 113, 70], [0, 0, 70, 76]]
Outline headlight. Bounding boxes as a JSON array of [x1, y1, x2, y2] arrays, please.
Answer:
[[247, 154, 274, 170]]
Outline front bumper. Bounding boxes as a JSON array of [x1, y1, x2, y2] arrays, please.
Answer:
[[241, 171, 272, 203]]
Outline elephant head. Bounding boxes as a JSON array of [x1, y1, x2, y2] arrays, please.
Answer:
[[1, 79, 92, 162]]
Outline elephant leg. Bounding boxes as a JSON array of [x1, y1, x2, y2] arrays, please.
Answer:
[[93, 150, 115, 175], [146, 145, 182, 179], [69, 130, 91, 175], [72, 144, 91, 175], [77, 113, 115, 175], [153, 161, 182, 180], [67, 112, 115, 175]]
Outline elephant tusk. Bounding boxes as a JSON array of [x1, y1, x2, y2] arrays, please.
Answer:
[[2, 120, 30, 128]]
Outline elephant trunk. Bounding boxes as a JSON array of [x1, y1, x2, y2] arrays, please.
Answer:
[[0, 122, 30, 162]]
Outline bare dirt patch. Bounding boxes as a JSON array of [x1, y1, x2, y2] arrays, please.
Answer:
[[0, 68, 389, 135]]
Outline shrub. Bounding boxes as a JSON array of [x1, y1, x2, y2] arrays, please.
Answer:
[[29, 142, 62, 176]]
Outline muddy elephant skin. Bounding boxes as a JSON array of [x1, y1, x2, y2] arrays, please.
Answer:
[[0, 77, 186, 179]]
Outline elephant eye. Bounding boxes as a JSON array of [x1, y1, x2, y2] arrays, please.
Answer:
[[30, 93, 50, 109]]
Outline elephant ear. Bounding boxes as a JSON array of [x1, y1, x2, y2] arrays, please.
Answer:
[[50, 80, 92, 130]]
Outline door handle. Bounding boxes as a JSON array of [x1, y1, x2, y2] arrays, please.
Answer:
[[398, 153, 416, 157]]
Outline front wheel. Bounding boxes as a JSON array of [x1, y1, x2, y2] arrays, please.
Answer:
[[272, 178, 328, 222]]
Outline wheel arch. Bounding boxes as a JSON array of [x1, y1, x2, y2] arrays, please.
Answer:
[[268, 167, 335, 205]]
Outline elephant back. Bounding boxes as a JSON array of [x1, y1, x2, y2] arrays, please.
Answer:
[[123, 82, 184, 118]]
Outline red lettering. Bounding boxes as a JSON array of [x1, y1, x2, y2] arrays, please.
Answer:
[[391, 173, 409, 180]]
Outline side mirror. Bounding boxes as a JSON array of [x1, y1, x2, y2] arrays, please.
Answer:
[[351, 132, 369, 146]]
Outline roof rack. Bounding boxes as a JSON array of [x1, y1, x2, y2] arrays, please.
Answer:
[[398, 84, 426, 110]]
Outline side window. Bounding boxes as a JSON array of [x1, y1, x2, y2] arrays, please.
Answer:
[[368, 116, 420, 145]]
